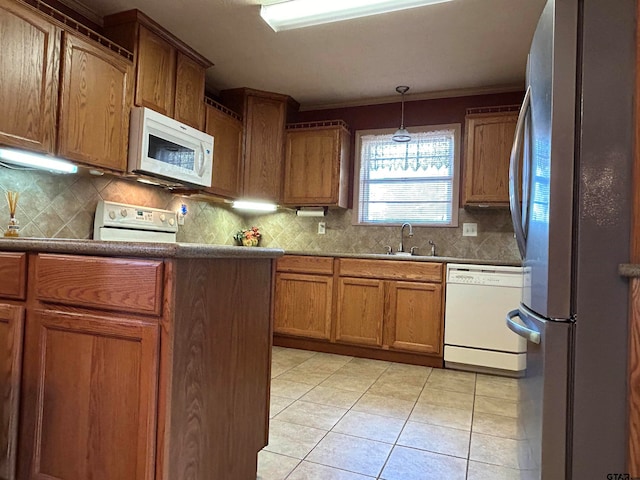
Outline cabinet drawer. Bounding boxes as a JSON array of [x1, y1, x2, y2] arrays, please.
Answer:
[[35, 254, 163, 315], [338, 259, 443, 283], [0, 252, 27, 300], [276, 255, 334, 275]]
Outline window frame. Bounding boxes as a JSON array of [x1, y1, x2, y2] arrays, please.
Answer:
[[352, 123, 461, 227]]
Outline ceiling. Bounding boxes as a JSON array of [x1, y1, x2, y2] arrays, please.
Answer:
[[72, 0, 546, 109]]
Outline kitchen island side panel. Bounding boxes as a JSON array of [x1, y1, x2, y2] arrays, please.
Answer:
[[165, 257, 274, 480]]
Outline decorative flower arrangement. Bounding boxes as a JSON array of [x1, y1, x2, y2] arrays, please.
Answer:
[[234, 226, 261, 246]]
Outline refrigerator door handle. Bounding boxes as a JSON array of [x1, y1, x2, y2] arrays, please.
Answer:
[[506, 308, 541, 344], [509, 86, 532, 258]]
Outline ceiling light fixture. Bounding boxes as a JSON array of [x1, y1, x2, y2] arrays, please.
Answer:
[[392, 86, 411, 143], [260, 0, 453, 32], [0, 148, 78, 174]]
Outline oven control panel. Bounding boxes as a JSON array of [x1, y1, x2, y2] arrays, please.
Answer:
[[94, 200, 178, 233]]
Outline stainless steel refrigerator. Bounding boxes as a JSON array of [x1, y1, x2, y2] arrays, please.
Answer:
[[506, 0, 635, 478]]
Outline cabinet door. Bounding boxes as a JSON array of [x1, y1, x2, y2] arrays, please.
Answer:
[[243, 95, 286, 202], [57, 32, 133, 171], [283, 128, 341, 206], [0, 303, 24, 480], [274, 273, 333, 339], [463, 113, 518, 205], [19, 310, 158, 480], [135, 25, 176, 117], [204, 104, 243, 198], [0, 0, 60, 153], [335, 277, 384, 346], [174, 52, 205, 130], [385, 281, 442, 354]]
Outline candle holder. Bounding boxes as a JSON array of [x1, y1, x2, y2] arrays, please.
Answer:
[[4, 191, 19, 237]]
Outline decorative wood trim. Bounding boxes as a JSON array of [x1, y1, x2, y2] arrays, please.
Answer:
[[465, 104, 521, 116], [273, 335, 444, 368], [23, 0, 133, 60], [204, 97, 242, 121], [286, 120, 350, 132]]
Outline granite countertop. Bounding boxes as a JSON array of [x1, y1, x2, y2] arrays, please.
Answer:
[[619, 264, 640, 278], [0, 238, 284, 259], [284, 250, 522, 267]]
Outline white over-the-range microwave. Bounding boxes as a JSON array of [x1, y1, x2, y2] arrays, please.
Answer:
[[128, 107, 214, 188]]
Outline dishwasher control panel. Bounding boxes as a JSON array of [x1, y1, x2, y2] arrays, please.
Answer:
[[447, 264, 523, 288]]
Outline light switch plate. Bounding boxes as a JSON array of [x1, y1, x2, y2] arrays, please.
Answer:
[[462, 223, 477, 236], [318, 222, 326, 235]]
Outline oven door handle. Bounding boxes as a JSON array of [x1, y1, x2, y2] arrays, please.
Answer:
[[506, 309, 540, 344]]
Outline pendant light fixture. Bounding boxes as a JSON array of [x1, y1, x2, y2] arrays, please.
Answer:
[[392, 86, 411, 142]]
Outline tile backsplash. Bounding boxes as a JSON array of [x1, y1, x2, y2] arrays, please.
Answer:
[[0, 169, 520, 262]]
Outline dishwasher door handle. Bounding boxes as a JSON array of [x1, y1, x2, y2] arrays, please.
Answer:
[[506, 309, 541, 344]]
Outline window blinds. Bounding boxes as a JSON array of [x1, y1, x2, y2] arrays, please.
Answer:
[[357, 128, 457, 225]]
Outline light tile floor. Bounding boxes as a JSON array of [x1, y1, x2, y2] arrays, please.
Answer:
[[258, 347, 535, 480]]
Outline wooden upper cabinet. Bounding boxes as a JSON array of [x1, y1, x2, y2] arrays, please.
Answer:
[[283, 121, 351, 207], [463, 110, 519, 206], [220, 88, 299, 203], [136, 25, 176, 117], [103, 10, 212, 131], [203, 99, 243, 198], [0, 0, 60, 154], [244, 95, 287, 202], [57, 32, 133, 171], [174, 52, 205, 129]]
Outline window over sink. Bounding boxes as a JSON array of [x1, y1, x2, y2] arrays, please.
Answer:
[[353, 124, 461, 226]]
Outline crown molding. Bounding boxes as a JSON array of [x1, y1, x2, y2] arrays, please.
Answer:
[[54, 0, 104, 26], [299, 83, 525, 111]]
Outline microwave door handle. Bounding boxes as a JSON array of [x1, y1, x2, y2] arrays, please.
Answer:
[[196, 142, 206, 177], [509, 86, 531, 259]]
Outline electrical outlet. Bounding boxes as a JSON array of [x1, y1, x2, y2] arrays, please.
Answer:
[[462, 223, 477, 237], [318, 222, 326, 235]]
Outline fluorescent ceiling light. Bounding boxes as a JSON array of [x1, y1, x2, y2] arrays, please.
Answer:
[[0, 148, 77, 174], [232, 200, 278, 212], [260, 0, 453, 32]]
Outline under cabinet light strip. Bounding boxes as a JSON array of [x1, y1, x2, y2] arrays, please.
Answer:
[[260, 0, 454, 32], [0, 148, 78, 174]]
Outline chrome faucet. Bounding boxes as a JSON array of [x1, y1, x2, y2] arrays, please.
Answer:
[[399, 223, 413, 253], [429, 240, 436, 256]]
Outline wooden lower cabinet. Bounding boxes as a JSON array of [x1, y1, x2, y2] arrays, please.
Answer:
[[19, 309, 157, 480], [335, 277, 384, 347], [274, 272, 333, 339], [386, 281, 443, 354], [5, 251, 275, 480], [274, 256, 445, 365], [0, 303, 24, 480]]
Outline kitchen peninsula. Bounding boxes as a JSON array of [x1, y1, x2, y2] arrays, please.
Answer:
[[0, 238, 282, 480]]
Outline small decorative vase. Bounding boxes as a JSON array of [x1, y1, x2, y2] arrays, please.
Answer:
[[241, 237, 260, 247], [4, 216, 19, 237]]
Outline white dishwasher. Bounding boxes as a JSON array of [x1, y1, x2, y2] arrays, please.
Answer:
[[444, 263, 526, 376]]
